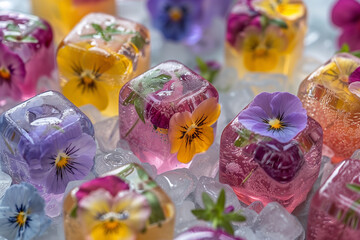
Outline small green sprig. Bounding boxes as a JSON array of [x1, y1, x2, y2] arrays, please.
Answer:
[[336, 183, 360, 229], [80, 23, 134, 42], [191, 189, 246, 235], [195, 57, 220, 84], [338, 43, 360, 58], [4, 20, 46, 43], [260, 15, 288, 31]]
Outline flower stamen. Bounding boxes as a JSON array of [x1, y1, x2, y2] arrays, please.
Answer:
[[268, 118, 283, 130], [16, 211, 27, 226], [168, 7, 183, 22], [0, 67, 11, 82]]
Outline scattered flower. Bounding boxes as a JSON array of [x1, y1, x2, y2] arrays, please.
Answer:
[[331, 0, 360, 51], [168, 97, 221, 163], [175, 226, 244, 240], [19, 115, 96, 194], [191, 189, 246, 235], [57, 44, 132, 111], [0, 43, 25, 101], [78, 187, 151, 240], [0, 183, 50, 240], [147, 0, 232, 43], [238, 92, 307, 143], [253, 0, 305, 21]]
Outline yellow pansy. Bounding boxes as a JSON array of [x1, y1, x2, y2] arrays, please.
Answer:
[[316, 56, 360, 103], [242, 26, 286, 72], [57, 43, 132, 113], [168, 97, 221, 164], [253, 0, 305, 20], [78, 189, 150, 240]]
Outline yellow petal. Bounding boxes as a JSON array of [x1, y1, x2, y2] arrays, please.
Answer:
[[62, 77, 109, 110], [191, 98, 221, 127], [276, 3, 305, 20], [91, 222, 135, 240], [192, 125, 214, 153], [243, 49, 279, 72], [176, 135, 197, 164], [57, 44, 85, 81], [168, 111, 193, 154], [81, 48, 116, 79]]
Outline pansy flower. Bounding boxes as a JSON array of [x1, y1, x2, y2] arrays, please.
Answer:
[[76, 177, 151, 240], [331, 0, 360, 51], [19, 115, 96, 194], [168, 97, 221, 163], [238, 92, 307, 143], [0, 183, 50, 240], [147, 0, 232, 43], [0, 43, 25, 101], [253, 0, 305, 21], [241, 26, 287, 71], [57, 44, 132, 111]]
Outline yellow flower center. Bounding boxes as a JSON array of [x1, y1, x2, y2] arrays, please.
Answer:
[[81, 71, 96, 85], [55, 152, 69, 168], [16, 211, 27, 226], [254, 47, 267, 57], [0, 67, 11, 81], [169, 7, 183, 22], [104, 218, 121, 231], [186, 124, 198, 135], [269, 118, 283, 130]]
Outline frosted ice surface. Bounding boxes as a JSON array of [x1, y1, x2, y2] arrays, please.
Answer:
[[0, 171, 11, 199], [94, 117, 120, 153], [156, 168, 197, 205], [189, 143, 220, 179]]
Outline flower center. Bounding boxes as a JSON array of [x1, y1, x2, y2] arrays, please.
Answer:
[[169, 7, 183, 22], [268, 118, 283, 130], [255, 47, 267, 56], [81, 71, 96, 85], [0, 67, 11, 81], [16, 211, 27, 226], [55, 152, 69, 168], [186, 124, 198, 135]]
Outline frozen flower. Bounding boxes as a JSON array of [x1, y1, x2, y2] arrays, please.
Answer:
[[238, 92, 307, 143], [168, 97, 221, 163], [0, 43, 25, 101], [0, 183, 50, 240]]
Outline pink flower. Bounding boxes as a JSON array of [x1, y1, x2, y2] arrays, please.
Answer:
[[0, 43, 25, 100], [331, 0, 360, 51]]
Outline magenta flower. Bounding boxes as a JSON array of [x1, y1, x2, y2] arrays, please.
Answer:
[[238, 92, 307, 143], [75, 176, 130, 202], [348, 66, 360, 97], [0, 43, 25, 100], [175, 227, 244, 240], [331, 0, 360, 51]]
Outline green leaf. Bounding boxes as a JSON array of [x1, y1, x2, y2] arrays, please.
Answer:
[[220, 220, 235, 235], [143, 191, 166, 224], [339, 43, 350, 53], [70, 205, 78, 218], [347, 183, 360, 193], [20, 36, 38, 43], [4, 35, 38, 43], [196, 57, 208, 73], [6, 23, 20, 32], [260, 15, 269, 30], [122, 91, 137, 106], [216, 189, 226, 211], [202, 192, 215, 209], [134, 97, 145, 123], [91, 23, 103, 33], [226, 212, 247, 222], [269, 18, 288, 29], [191, 209, 211, 220], [352, 51, 360, 58], [137, 167, 149, 181], [131, 33, 146, 50]]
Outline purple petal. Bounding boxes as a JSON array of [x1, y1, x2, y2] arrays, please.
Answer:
[[331, 0, 360, 28], [270, 92, 307, 119], [238, 106, 269, 129], [349, 81, 360, 97], [338, 25, 360, 51], [349, 67, 360, 84]]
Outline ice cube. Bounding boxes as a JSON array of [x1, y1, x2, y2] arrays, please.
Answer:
[[94, 116, 120, 153], [0, 171, 12, 199], [189, 143, 220, 179], [155, 168, 197, 205]]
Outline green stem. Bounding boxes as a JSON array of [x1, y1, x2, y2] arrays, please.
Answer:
[[241, 166, 257, 186], [124, 118, 140, 138]]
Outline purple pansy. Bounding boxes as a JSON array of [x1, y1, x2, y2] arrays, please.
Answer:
[[238, 92, 307, 143], [331, 0, 360, 51], [19, 115, 96, 194], [147, 0, 232, 44], [0, 43, 25, 101]]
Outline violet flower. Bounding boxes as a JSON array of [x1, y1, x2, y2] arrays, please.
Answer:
[[0, 43, 25, 101], [238, 92, 307, 143], [19, 115, 96, 194], [175, 227, 244, 240], [331, 0, 360, 51], [147, 0, 232, 43], [0, 183, 50, 240], [348, 66, 360, 97]]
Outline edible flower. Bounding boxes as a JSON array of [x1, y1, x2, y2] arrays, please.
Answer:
[[238, 92, 307, 143], [168, 97, 221, 163]]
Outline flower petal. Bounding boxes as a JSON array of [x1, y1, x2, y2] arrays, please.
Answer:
[[331, 0, 360, 28], [349, 81, 360, 98], [191, 125, 214, 153], [91, 222, 134, 240], [57, 44, 86, 82], [191, 97, 221, 127], [338, 25, 360, 51], [270, 92, 307, 119], [177, 135, 197, 164], [114, 191, 151, 231], [168, 111, 193, 154], [349, 67, 360, 84]]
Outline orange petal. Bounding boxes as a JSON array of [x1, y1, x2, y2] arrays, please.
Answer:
[[192, 126, 214, 153], [176, 135, 197, 164], [191, 97, 221, 127], [168, 111, 193, 154]]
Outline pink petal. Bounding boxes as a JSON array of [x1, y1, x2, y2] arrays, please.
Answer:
[[349, 81, 360, 98], [349, 67, 360, 84], [331, 0, 360, 28]]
